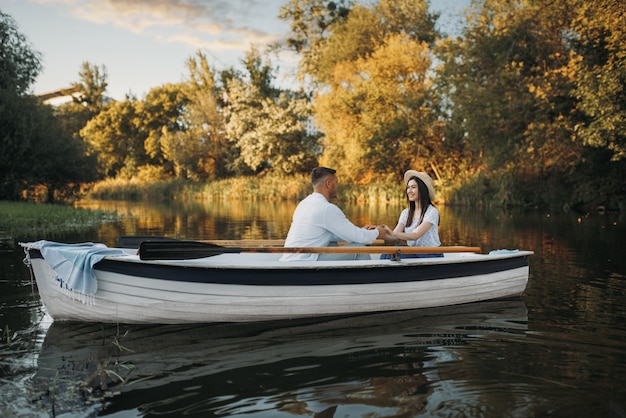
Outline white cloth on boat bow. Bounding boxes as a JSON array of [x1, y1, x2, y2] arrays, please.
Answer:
[[32, 240, 126, 298]]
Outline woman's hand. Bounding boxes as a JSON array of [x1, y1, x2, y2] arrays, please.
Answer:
[[381, 225, 398, 242]]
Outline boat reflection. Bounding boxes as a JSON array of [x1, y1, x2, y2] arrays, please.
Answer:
[[34, 300, 528, 417]]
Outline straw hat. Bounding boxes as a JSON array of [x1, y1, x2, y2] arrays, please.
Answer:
[[403, 170, 435, 201]]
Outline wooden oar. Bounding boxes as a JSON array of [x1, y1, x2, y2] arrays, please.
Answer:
[[118, 235, 384, 248], [138, 240, 481, 260]]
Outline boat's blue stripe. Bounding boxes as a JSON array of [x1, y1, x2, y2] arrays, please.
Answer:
[[91, 256, 528, 286], [28, 248, 528, 286]]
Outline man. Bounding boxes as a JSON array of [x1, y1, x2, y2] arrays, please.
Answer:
[[280, 167, 388, 261]]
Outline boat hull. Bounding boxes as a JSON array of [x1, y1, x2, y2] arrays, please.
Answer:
[[24, 248, 531, 324]]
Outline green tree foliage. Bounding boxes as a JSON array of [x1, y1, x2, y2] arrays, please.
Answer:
[[138, 82, 189, 173], [137, 83, 189, 174], [224, 48, 319, 175], [313, 0, 437, 85], [71, 62, 108, 117], [436, 0, 625, 209], [80, 99, 146, 178], [437, 0, 545, 171], [440, 0, 580, 206], [315, 33, 437, 177], [159, 52, 229, 180], [285, 0, 439, 180], [78, 50, 317, 181], [1, 93, 96, 201], [0, 11, 93, 201], [53, 62, 112, 183], [0, 11, 41, 94], [79, 55, 226, 181], [561, 0, 626, 206], [279, 0, 353, 83], [26, 98, 97, 200], [55, 62, 109, 141], [567, 0, 626, 161]]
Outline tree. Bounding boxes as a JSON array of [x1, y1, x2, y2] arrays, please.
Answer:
[[316, 32, 436, 177], [314, 0, 437, 85], [26, 98, 97, 201], [159, 52, 228, 180], [279, 0, 353, 84], [567, 0, 626, 161], [138, 82, 189, 174], [0, 11, 93, 201], [0, 11, 41, 94], [80, 99, 145, 178], [71, 61, 108, 116], [435, 0, 625, 209], [436, 0, 546, 171], [224, 49, 319, 175], [295, 0, 439, 180], [55, 62, 109, 141], [226, 81, 318, 175], [1, 91, 95, 200], [1, 11, 41, 198]]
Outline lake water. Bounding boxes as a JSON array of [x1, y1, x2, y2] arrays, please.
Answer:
[[1, 200, 625, 417]]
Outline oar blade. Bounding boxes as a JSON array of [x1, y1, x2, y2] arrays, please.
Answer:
[[139, 240, 235, 260], [118, 235, 178, 248]]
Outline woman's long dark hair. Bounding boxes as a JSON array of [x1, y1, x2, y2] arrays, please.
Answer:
[[406, 176, 434, 227]]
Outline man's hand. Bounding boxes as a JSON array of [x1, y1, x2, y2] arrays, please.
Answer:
[[380, 225, 399, 242], [375, 225, 389, 239]]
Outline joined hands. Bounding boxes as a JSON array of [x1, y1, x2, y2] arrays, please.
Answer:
[[365, 224, 398, 242]]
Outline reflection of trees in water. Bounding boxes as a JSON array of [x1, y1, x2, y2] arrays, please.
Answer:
[[80, 200, 622, 266], [80, 200, 623, 282], [32, 302, 526, 417], [79, 199, 300, 244]]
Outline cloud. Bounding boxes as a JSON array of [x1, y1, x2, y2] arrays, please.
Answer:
[[166, 33, 242, 52], [62, 0, 286, 52]]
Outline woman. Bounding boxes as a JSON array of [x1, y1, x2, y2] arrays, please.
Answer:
[[382, 170, 441, 258]]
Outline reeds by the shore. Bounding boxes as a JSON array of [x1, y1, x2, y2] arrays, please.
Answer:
[[0, 201, 116, 244]]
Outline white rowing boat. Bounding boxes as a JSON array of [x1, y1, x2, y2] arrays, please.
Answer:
[[21, 239, 532, 324]]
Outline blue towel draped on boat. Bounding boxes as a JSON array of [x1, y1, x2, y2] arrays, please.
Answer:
[[33, 240, 127, 299], [489, 249, 520, 255]]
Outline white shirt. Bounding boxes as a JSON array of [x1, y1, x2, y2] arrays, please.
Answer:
[[280, 193, 380, 261], [399, 204, 441, 247]]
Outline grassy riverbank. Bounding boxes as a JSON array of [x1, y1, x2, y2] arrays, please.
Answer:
[[85, 172, 562, 209], [81, 168, 626, 213], [87, 174, 410, 204], [0, 201, 117, 245]]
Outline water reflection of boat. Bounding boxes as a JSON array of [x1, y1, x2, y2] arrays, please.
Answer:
[[34, 300, 528, 417], [21, 240, 531, 323]]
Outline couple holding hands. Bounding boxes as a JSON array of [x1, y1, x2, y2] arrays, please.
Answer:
[[280, 167, 441, 261]]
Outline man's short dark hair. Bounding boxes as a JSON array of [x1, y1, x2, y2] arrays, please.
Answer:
[[311, 167, 336, 185]]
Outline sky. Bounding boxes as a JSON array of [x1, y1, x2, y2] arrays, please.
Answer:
[[2, 0, 470, 101]]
